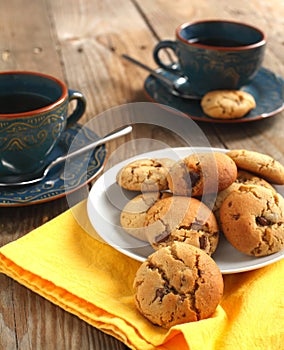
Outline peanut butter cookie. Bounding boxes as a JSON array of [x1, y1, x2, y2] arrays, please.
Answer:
[[144, 196, 219, 255], [116, 158, 175, 191], [167, 152, 237, 197], [133, 242, 224, 328], [226, 149, 284, 185], [220, 185, 284, 256], [201, 90, 256, 119]]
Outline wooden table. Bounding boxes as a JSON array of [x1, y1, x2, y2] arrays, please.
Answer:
[[0, 0, 283, 349]]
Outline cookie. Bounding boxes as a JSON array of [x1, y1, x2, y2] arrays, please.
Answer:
[[204, 170, 276, 222], [133, 242, 224, 328], [226, 149, 284, 185], [235, 170, 276, 190], [120, 191, 171, 241], [116, 158, 175, 192], [201, 90, 256, 119], [167, 152, 237, 197], [219, 185, 284, 256], [144, 196, 219, 255], [202, 182, 240, 223]]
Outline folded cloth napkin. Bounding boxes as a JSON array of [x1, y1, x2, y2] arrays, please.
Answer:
[[0, 200, 283, 350]]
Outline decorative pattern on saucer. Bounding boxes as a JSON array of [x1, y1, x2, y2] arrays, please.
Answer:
[[144, 67, 284, 123], [0, 123, 106, 206]]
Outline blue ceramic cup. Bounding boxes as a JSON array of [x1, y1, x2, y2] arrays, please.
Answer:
[[153, 20, 266, 96], [0, 71, 86, 178]]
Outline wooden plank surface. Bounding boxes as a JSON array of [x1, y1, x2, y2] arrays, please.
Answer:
[[0, 0, 284, 349]]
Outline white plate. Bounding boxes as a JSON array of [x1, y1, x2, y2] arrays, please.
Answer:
[[87, 147, 284, 274]]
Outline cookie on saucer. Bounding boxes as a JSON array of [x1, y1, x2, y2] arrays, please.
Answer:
[[226, 149, 284, 185], [116, 158, 175, 192], [133, 242, 224, 328], [144, 195, 219, 255], [201, 90, 256, 119], [219, 185, 284, 256], [167, 152, 237, 197]]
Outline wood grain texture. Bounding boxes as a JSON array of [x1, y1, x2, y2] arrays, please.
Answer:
[[0, 0, 63, 77], [0, 0, 284, 349]]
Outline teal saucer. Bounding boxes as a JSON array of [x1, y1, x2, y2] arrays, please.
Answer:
[[144, 67, 284, 123], [0, 124, 106, 206]]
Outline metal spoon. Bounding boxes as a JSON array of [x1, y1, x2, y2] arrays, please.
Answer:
[[0, 125, 132, 187], [122, 54, 201, 100]]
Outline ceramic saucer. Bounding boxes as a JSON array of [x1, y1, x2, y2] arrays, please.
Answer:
[[144, 67, 284, 123], [0, 123, 107, 206]]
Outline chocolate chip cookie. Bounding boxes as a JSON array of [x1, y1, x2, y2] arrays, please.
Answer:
[[167, 152, 237, 197], [120, 191, 171, 241], [226, 149, 284, 185], [219, 185, 284, 256], [201, 90, 256, 119], [133, 242, 224, 328], [116, 158, 175, 192], [144, 196, 219, 255]]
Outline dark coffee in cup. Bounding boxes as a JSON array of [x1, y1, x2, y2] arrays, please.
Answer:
[[0, 93, 53, 114]]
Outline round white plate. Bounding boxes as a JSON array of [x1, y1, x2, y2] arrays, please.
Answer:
[[87, 147, 284, 274]]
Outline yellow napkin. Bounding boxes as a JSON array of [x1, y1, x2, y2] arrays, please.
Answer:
[[0, 200, 283, 350]]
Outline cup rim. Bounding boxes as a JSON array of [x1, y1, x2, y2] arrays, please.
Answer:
[[176, 19, 266, 51], [0, 71, 68, 119]]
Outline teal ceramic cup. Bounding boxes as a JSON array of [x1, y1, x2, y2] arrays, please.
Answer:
[[153, 20, 266, 96], [0, 71, 86, 178]]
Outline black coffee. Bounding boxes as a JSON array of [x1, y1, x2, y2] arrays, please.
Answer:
[[0, 93, 53, 114], [188, 37, 244, 47]]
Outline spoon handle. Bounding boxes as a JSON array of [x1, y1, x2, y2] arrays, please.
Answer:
[[122, 54, 175, 89], [44, 126, 132, 174], [122, 54, 201, 100]]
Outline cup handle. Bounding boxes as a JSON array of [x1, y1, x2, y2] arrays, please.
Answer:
[[153, 40, 181, 73], [66, 89, 86, 127]]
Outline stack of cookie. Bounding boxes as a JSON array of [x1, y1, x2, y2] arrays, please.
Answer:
[[116, 149, 284, 328]]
